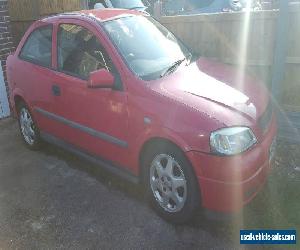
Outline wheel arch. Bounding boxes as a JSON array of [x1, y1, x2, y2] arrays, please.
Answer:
[[14, 94, 27, 114], [139, 137, 178, 172]]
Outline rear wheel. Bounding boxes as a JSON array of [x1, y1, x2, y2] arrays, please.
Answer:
[[143, 142, 200, 224], [17, 103, 41, 150]]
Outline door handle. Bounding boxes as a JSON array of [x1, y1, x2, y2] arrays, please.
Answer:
[[52, 85, 61, 96]]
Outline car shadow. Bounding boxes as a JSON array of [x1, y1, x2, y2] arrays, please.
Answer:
[[40, 141, 145, 201], [40, 140, 238, 242]]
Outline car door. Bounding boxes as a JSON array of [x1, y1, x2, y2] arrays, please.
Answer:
[[49, 20, 131, 170], [12, 23, 59, 131]]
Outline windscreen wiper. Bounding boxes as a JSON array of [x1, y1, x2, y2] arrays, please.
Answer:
[[160, 58, 186, 78], [129, 6, 144, 10], [186, 52, 193, 65]]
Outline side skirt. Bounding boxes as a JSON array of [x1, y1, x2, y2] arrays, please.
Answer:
[[40, 132, 139, 184]]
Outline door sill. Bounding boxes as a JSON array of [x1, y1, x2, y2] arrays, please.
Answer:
[[40, 132, 139, 184]]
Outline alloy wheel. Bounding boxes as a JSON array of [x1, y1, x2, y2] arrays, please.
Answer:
[[19, 107, 36, 145], [150, 154, 187, 213]]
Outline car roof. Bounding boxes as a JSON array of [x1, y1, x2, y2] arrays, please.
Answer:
[[42, 8, 145, 23]]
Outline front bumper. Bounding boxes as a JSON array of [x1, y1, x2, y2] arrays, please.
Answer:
[[186, 115, 277, 213]]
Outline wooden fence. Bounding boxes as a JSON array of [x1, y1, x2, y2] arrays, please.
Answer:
[[160, 9, 300, 112], [9, 0, 86, 46]]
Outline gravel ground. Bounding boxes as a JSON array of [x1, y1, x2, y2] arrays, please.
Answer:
[[0, 117, 299, 249]]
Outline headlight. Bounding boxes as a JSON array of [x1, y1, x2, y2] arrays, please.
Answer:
[[210, 127, 257, 156]]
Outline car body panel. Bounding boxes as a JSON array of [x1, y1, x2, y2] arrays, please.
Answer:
[[163, 0, 261, 15], [91, 0, 148, 12], [46, 17, 132, 171], [187, 113, 277, 212]]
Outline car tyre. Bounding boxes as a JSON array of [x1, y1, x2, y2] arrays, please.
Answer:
[[143, 142, 200, 224], [17, 102, 41, 150]]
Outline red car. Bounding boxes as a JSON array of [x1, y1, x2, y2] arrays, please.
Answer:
[[7, 9, 277, 223]]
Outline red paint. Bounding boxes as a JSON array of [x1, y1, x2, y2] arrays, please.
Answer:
[[88, 69, 115, 89], [6, 9, 277, 214]]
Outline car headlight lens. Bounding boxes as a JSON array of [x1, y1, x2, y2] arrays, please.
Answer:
[[210, 127, 257, 156]]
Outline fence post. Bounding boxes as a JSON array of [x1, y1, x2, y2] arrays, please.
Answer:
[[271, 0, 289, 102]]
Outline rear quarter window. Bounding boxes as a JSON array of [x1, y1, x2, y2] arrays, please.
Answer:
[[19, 25, 53, 68]]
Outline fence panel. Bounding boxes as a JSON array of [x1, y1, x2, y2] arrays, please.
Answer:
[[9, 0, 84, 46], [282, 9, 300, 112]]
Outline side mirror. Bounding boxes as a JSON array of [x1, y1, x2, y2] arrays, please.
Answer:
[[88, 69, 115, 89]]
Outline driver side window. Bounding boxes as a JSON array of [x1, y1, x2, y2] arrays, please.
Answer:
[[57, 24, 113, 80]]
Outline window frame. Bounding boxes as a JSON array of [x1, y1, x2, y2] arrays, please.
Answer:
[[56, 22, 115, 81], [18, 24, 54, 69]]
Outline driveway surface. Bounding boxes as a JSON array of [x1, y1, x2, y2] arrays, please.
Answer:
[[0, 118, 253, 249]]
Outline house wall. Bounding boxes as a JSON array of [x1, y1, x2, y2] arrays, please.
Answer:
[[0, 0, 15, 88], [0, 0, 14, 118]]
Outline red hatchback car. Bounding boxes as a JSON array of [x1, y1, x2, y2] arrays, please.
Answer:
[[7, 9, 277, 223]]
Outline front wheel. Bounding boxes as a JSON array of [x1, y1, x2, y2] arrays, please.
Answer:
[[143, 143, 200, 224]]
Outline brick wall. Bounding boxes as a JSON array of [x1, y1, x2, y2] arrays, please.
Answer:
[[0, 0, 15, 95]]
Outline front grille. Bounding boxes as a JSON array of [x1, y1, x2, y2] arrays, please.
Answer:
[[258, 102, 273, 134]]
